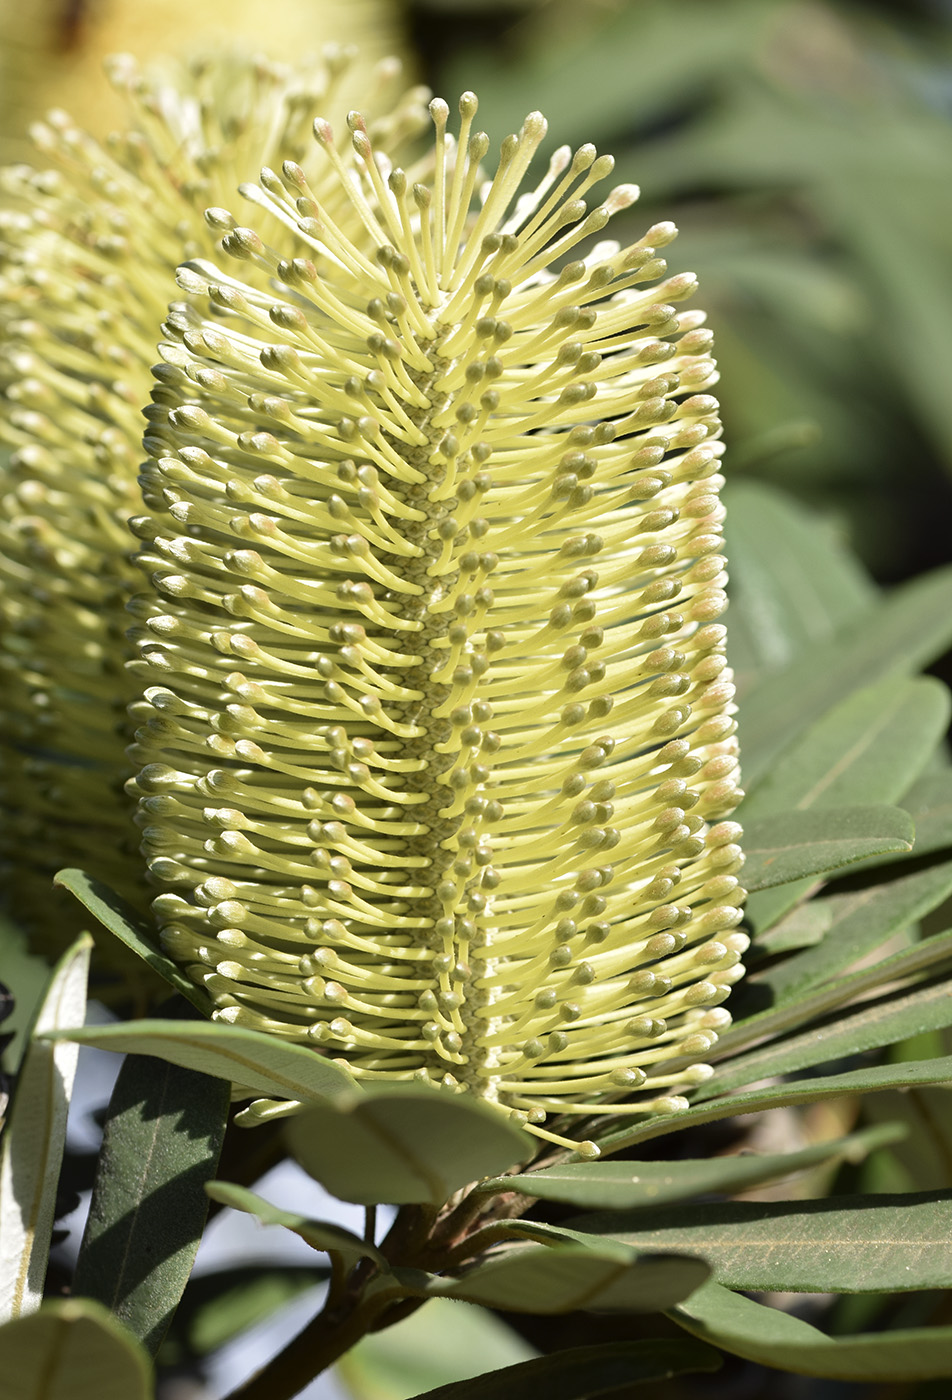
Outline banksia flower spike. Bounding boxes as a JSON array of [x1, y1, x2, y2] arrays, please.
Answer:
[[129, 94, 747, 1153], [0, 49, 426, 936]]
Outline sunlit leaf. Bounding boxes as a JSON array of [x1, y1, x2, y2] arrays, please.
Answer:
[[573, 1191, 952, 1292], [54, 870, 210, 1014], [741, 805, 913, 892], [205, 1181, 388, 1271], [671, 1280, 952, 1380], [285, 1087, 530, 1206], [597, 1056, 952, 1156], [0, 1298, 153, 1399], [480, 1124, 903, 1210], [43, 1019, 356, 1104], [0, 937, 91, 1322]]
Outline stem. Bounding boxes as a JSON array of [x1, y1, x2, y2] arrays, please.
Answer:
[[220, 1290, 385, 1400], [364, 1204, 377, 1246]]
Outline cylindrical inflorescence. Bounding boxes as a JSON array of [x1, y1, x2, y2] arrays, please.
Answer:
[[129, 94, 747, 1151], [0, 49, 427, 939]]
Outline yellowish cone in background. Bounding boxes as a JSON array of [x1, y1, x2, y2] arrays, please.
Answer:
[[0, 0, 409, 162]]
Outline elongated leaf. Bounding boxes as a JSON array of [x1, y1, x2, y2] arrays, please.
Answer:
[[742, 674, 948, 928], [702, 975, 952, 1099], [337, 1297, 538, 1399], [403, 1338, 721, 1400], [847, 769, 952, 873], [286, 1087, 529, 1206], [397, 1242, 710, 1315], [864, 1088, 952, 1192], [671, 1280, 952, 1380], [723, 479, 875, 686], [738, 566, 952, 792], [0, 1298, 153, 1399], [745, 675, 947, 821], [480, 1124, 903, 1210], [741, 805, 913, 892], [754, 855, 952, 1003], [43, 1019, 356, 1103], [170, 1265, 326, 1358], [575, 1191, 952, 1292], [597, 1056, 952, 1156], [205, 1181, 388, 1271], [72, 1054, 229, 1354], [54, 869, 210, 1014], [0, 936, 91, 1322], [713, 926, 952, 1062]]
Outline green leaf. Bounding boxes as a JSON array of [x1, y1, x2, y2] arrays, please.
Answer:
[[406, 1242, 710, 1314], [480, 1124, 903, 1210], [863, 1087, 952, 1192], [54, 869, 210, 1015], [671, 1280, 952, 1380], [597, 1056, 952, 1156], [575, 1190, 952, 1292], [163, 1265, 326, 1360], [741, 674, 948, 928], [43, 1019, 356, 1104], [285, 1087, 530, 1206], [740, 805, 914, 892], [0, 1298, 153, 1399], [713, 926, 952, 1062], [71, 1053, 229, 1355], [723, 479, 875, 687], [205, 1181, 388, 1271], [336, 1298, 538, 1400], [753, 855, 952, 1003], [737, 567, 952, 793], [703, 974, 952, 1100], [400, 1338, 721, 1400], [848, 769, 952, 873], [0, 936, 91, 1322]]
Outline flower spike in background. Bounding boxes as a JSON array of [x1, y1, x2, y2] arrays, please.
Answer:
[[130, 91, 746, 1152], [0, 47, 427, 952]]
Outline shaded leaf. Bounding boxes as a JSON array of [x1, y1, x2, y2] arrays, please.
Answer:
[[671, 1280, 952, 1380], [753, 855, 952, 1003], [0, 1298, 153, 1399], [737, 567, 952, 792], [205, 1181, 387, 1271], [713, 926, 952, 1063], [54, 870, 210, 1015], [848, 769, 952, 873], [43, 1019, 356, 1104], [575, 1191, 952, 1292], [742, 674, 948, 928], [741, 805, 913, 892], [401, 1242, 710, 1315], [702, 975, 952, 1100], [723, 479, 875, 687], [72, 1055, 229, 1354], [0, 937, 91, 1322], [164, 1264, 326, 1360], [336, 1298, 537, 1400], [286, 1086, 530, 1206], [597, 1056, 952, 1156], [480, 1124, 903, 1210], [402, 1337, 721, 1400]]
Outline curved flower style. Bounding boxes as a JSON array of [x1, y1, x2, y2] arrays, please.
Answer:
[[129, 95, 746, 1150], [0, 49, 427, 936]]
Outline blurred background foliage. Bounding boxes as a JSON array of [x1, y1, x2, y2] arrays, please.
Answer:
[[408, 0, 952, 583]]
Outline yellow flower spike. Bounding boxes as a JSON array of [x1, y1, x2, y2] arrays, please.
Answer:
[[0, 49, 427, 942], [129, 93, 746, 1151]]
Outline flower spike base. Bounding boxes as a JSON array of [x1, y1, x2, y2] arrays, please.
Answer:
[[129, 92, 747, 1152]]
